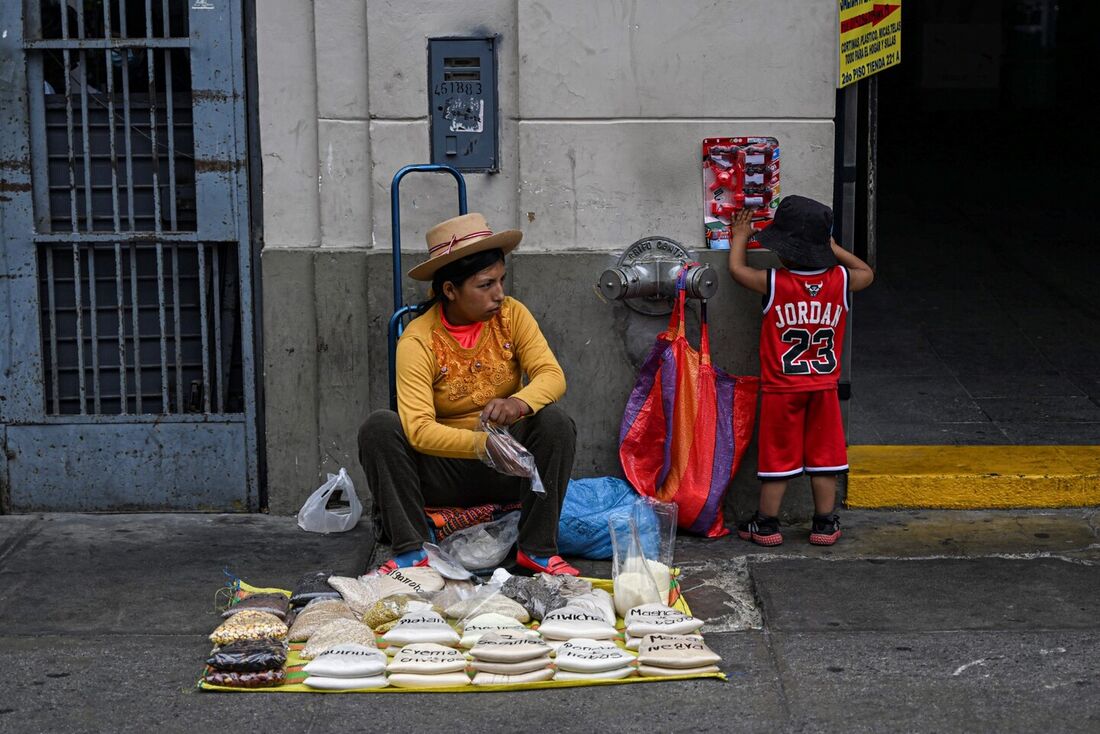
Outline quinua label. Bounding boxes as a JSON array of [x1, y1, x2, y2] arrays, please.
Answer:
[[303, 644, 388, 678], [317, 644, 385, 659]]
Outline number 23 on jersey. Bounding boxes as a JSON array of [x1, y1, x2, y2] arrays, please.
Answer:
[[759, 267, 849, 391], [780, 327, 836, 375]]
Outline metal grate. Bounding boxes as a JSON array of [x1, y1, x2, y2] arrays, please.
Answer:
[[26, 1, 243, 416], [30, 1, 195, 234], [37, 241, 243, 416], [43, 89, 196, 233]]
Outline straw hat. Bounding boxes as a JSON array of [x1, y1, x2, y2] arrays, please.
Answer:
[[408, 213, 522, 281]]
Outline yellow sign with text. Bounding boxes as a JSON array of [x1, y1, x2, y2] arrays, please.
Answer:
[[838, 0, 901, 87]]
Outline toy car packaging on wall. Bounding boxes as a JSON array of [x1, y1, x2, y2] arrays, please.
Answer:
[[701, 137, 780, 249]]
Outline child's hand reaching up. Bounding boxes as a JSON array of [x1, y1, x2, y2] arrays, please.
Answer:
[[727, 207, 768, 294], [729, 207, 755, 242]]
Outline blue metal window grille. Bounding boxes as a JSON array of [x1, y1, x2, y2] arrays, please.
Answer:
[[26, 0, 243, 416]]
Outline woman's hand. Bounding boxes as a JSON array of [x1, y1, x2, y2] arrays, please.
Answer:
[[480, 397, 530, 427]]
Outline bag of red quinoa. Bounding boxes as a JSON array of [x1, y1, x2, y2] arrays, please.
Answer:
[[203, 667, 286, 688]]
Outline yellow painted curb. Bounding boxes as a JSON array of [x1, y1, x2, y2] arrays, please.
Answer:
[[847, 445, 1100, 509]]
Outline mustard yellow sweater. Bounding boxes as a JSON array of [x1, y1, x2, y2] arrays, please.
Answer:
[[396, 297, 567, 459]]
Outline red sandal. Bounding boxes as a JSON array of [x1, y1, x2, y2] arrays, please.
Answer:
[[516, 550, 580, 576]]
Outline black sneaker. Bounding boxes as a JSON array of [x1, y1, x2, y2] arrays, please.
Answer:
[[809, 513, 841, 546], [736, 512, 783, 546]]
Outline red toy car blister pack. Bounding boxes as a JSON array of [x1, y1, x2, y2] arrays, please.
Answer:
[[702, 137, 781, 249]]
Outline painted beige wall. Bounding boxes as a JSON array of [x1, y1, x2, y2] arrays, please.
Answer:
[[256, 0, 840, 515]]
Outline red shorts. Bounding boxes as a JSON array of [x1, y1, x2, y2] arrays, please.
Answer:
[[757, 389, 848, 480]]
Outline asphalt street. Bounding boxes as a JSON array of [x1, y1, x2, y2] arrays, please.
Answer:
[[0, 509, 1097, 733]]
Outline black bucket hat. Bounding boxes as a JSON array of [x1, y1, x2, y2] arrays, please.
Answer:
[[754, 195, 837, 269]]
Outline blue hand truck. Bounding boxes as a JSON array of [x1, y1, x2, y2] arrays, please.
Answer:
[[387, 164, 468, 410]]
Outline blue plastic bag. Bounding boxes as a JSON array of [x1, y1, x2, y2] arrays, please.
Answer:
[[557, 477, 639, 559]]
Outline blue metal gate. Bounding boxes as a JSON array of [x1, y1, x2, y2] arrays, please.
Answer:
[[0, 0, 257, 511]]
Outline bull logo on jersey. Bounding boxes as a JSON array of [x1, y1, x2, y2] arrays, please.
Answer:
[[803, 281, 823, 297]]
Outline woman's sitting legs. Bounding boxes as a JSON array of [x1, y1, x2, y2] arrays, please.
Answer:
[[358, 404, 578, 574]]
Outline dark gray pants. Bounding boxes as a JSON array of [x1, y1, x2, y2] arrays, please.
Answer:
[[358, 404, 576, 556]]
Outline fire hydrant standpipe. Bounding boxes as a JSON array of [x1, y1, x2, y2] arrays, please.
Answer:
[[598, 236, 718, 316]]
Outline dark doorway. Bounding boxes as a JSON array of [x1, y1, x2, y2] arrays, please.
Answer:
[[849, 0, 1100, 446]]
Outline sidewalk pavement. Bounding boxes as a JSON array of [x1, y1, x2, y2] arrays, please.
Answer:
[[1, 508, 1098, 733]]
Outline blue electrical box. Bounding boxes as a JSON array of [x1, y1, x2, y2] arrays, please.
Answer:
[[428, 37, 498, 173]]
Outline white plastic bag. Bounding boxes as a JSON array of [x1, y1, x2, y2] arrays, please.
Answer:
[[297, 468, 363, 533], [439, 511, 520, 570]]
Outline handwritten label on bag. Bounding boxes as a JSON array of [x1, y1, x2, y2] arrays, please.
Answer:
[[303, 644, 387, 678], [387, 643, 468, 674], [637, 633, 721, 669], [555, 638, 636, 673], [536, 605, 619, 640], [380, 611, 460, 647], [625, 603, 704, 636], [469, 632, 552, 662], [379, 567, 445, 598]]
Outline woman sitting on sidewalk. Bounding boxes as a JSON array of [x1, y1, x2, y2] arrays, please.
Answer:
[[359, 213, 578, 576]]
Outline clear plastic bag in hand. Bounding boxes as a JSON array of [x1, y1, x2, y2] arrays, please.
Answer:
[[477, 420, 546, 495]]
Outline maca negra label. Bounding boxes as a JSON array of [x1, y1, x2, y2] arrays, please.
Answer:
[[650, 641, 705, 651]]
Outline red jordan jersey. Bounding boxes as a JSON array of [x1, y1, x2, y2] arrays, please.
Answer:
[[759, 266, 849, 392]]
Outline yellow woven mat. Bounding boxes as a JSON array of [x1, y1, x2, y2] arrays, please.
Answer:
[[199, 575, 726, 693]]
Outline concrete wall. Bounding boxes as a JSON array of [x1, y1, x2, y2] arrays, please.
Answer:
[[255, 0, 840, 520]]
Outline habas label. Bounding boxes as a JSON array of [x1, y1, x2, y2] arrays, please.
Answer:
[[838, 0, 901, 87]]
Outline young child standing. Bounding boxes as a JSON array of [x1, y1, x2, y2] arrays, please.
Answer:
[[727, 196, 874, 546]]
